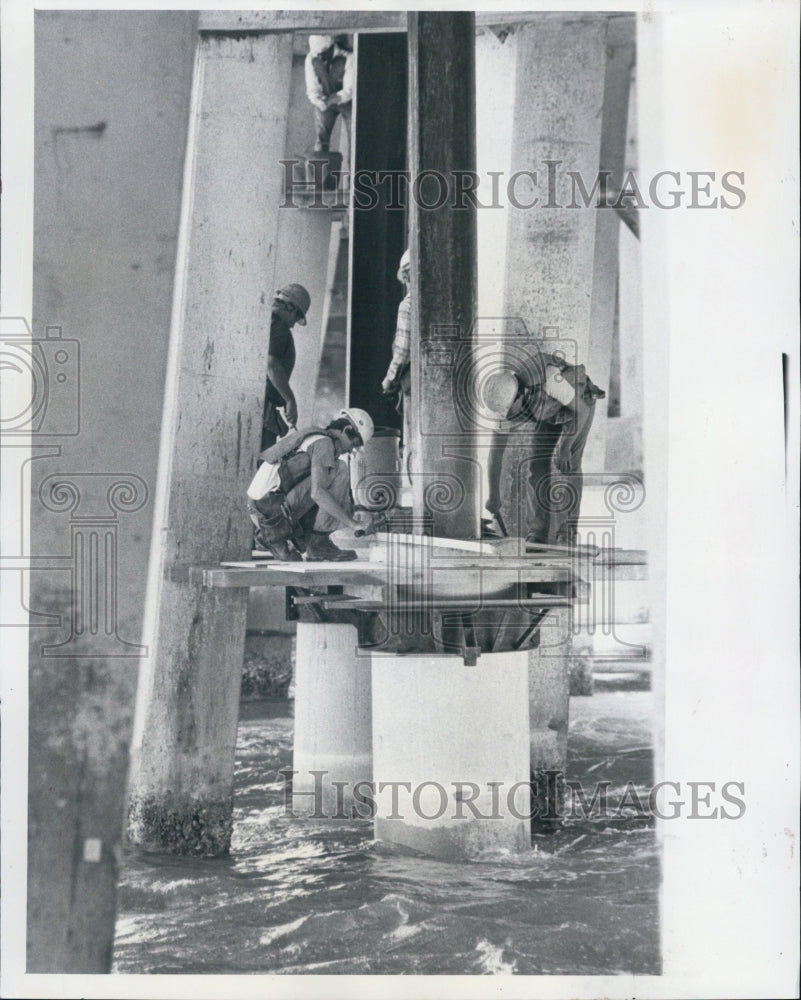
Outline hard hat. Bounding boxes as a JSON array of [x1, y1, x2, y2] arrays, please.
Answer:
[[483, 371, 519, 417], [308, 35, 334, 56], [275, 283, 310, 325], [339, 407, 374, 446], [397, 248, 411, 283]]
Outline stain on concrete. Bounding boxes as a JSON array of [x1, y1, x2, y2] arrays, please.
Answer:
[[127, 794, 234, 855]]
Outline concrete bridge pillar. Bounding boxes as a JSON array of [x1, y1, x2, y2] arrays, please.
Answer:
[[502, 14, 634, 477], [291, 623, 373, 817], [371, 650, 531, 859], [407, 12, 481, 538], [127, 30, 295, 854], [529, 606, 572, 817]]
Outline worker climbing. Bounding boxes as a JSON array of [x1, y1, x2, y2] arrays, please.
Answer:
[[247, 407, 381, 561]]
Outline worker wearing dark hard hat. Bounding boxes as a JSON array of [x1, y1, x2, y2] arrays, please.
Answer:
[[484, 357, 605, 545], [261, 283, 311, 451]]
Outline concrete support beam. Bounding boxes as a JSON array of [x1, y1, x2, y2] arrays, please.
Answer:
[[292, 623, 373, 817], [529, 607, 572, 816], [407, 12, 481, 538], [127, 31, 295, 854], [371, 651, 531, 859]]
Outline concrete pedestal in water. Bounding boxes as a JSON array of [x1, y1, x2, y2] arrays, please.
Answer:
[[529, 606, 572, 819], [292, 622, 373, 817], [371, 650, 531, 859]]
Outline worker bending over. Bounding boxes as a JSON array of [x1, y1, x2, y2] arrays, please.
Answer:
[[484, 357, 605, 545]]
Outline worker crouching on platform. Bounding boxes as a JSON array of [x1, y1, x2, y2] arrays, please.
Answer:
[[247, 407, 379, 562], [484, 358, 606, 545]]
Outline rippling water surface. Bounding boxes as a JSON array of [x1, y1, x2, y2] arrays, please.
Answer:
[[114, 690, 660, 975]]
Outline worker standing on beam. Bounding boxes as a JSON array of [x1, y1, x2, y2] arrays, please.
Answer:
[[484, 360, 606, 545], [261, 282, 311, 451], [305, 34, 354, 155], [381, 248, 412, 478]]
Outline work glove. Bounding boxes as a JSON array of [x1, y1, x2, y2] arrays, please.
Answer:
[[381, 376, 398, 396]]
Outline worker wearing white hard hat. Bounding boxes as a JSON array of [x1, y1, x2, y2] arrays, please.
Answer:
[[305, 34, 354, 154], [248, 407, 380, 562], [484, 357, 606, 545]]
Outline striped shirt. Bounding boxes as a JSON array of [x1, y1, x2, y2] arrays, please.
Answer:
[[384, 292, 412, 384]]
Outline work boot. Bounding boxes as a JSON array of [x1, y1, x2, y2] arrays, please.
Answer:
[[267, 539, 302, 562], [305, 531, 357, 562]]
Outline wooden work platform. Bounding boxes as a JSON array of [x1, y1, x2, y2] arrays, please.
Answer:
[[190, 543, 647, 590]]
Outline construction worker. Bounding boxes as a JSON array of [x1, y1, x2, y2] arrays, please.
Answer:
[[381, 248, 412, 477], [305, 34, 354, 155], [248, 407, 377, 562], [261, 283, 311, 451], [484, 358, 605, 545]]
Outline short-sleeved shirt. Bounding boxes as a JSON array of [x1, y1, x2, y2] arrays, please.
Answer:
[[265, 313, 296, 407], [304, 435, 339, 488]]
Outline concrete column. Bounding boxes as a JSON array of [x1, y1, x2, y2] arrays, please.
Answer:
[[529, 606, 572, 817], [371, 651, 531, 859], [25, 12, 196, 971], [408, 13, 481, 538], [500, 14, 635, 538], [583, 15, 636, 472], [127, 31, 295, 854], [503, 16, 607, 346], [292, 623, 372, 817]]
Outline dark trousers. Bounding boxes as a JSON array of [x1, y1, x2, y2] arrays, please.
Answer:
[[313, 102, 352, 152], [526, 403, 596, 544]]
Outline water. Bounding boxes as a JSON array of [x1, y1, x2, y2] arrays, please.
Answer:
[[113, 690, 660, 975]]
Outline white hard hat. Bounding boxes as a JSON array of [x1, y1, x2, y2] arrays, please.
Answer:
[[339, 407, 374, 446], [483, 371, 519, 417], [397, 248, 410, 283], [308, 35, 334, 56]]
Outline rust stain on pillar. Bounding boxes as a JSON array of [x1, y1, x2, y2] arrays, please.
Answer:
[[408, 12, 480, 539]]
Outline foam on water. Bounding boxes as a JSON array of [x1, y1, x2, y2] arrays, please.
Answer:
[[113, 691, 660, 975]]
